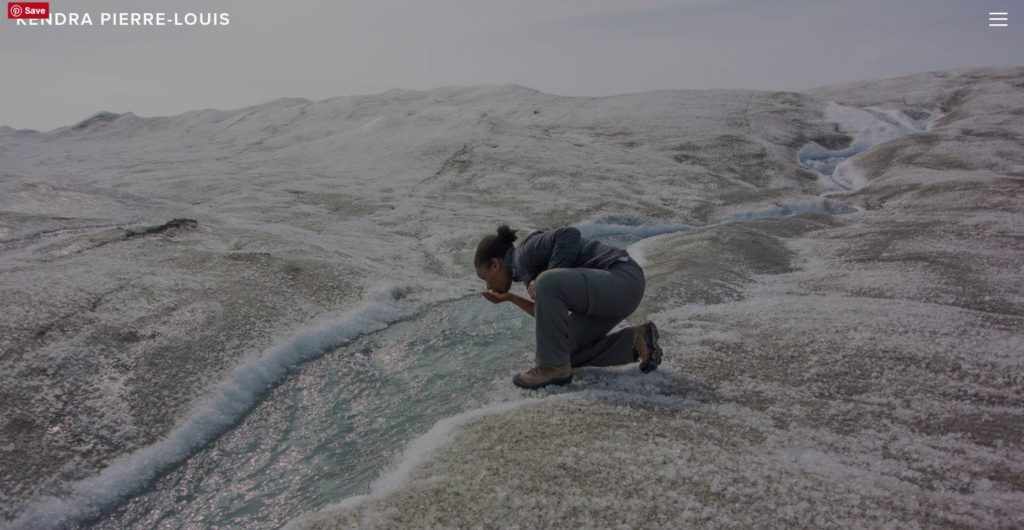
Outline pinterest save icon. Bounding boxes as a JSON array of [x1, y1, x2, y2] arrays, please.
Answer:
[[8, 2, 50, 19]]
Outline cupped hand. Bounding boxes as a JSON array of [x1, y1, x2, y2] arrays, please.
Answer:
[[481, 290, 513, 304], [527, 282, 537, 300]]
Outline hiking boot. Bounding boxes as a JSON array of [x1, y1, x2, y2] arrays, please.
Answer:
[[512, 364, 573, 389], [632, 321, 663, 373]]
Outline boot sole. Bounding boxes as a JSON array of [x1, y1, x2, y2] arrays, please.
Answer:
[[640, 321, 663, 373], [512, 374, 573, 389]]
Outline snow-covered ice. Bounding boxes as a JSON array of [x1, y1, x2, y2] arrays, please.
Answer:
[[1, 66, 1022, 528]]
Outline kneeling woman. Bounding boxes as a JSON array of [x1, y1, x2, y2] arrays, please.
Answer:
[[475, 224, 663, 389]]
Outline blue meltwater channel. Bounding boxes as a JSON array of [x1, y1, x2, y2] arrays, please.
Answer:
[[49, 228, 671, 529], [84, 297, 536, 529]]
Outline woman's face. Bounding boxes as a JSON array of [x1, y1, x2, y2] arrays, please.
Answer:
[[476, 258, 512, 294]]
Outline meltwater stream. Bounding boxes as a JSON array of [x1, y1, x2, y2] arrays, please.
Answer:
[[797, 102, 938, 192], [83, 297, 534, 529], [74, 229, 671, 530]]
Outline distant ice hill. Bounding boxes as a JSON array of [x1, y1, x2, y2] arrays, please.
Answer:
[[1, 67, 1022, 528]]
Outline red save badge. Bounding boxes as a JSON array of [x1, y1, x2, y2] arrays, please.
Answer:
[[8, 2, 49, 19]]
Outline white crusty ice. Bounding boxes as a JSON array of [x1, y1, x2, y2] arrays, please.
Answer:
[[1, 66, 1022, 528]]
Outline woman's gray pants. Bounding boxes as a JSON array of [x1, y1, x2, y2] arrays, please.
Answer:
[[533, 258, 646, 368]]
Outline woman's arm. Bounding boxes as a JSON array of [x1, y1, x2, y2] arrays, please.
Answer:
[[508, 292, 535, 318]]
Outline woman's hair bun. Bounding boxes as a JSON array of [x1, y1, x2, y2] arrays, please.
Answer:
[[496, 224, 518, 244], [474, 223, 518, 267]]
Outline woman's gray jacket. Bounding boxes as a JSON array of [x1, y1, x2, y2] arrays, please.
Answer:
[[502, 227, 630, 285]]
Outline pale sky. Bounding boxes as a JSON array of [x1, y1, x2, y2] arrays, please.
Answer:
[[1, 0, 1021, 131]]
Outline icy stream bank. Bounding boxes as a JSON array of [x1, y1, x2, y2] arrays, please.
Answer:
[[798, 102, 940, 192]]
